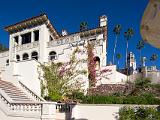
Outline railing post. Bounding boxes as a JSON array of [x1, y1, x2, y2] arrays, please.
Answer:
[[41, 102, 57, 120]]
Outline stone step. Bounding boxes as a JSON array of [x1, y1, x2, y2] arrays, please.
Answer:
[[0, 80, 34, 102]]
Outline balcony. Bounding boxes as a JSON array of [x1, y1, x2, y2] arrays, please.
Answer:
[[15, 41, 39, 52]]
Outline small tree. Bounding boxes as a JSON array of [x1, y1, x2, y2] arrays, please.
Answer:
[[40, 47, 87, 101]]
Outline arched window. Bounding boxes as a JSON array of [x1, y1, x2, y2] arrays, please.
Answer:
[[23, 53, 29, 60], [16, 55, 20, 61], [49, 51, 57, 61], [6, 59, 9, 66], [31, 51, 38, 60], [94, 56, 100, 70]]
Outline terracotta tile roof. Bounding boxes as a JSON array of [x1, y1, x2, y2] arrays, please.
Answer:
[[4, 14, 60, 39]]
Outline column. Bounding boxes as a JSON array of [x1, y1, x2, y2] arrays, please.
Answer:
[[41, 102, 56, 120], [31, 31, 34, 43], [19, 35, 22, 45]]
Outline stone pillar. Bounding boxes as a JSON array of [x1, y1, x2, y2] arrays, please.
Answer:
[[41, 102, 57, 120], [19, 35, 22, 45], [31, 31, 34, 43]]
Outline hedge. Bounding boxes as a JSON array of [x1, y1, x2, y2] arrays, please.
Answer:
[[71, 92, 160, 104]]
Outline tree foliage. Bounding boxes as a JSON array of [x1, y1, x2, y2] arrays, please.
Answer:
[[119, 106, 160, 120], [87, 42, 96, 87], [150, 54, 158, 63], [40, 47, 87, 101], [80, 22, 88, 32], [0, 43, 8, 52]]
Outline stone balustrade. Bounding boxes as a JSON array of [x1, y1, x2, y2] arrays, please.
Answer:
[[0, 92, 57, 120], [19, 81, 44, 102], [10, 103, 42, 112], [14, 41, 39, 52], [56, 103, 73, 113]]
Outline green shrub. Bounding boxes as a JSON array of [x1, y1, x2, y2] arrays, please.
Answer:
[[71, 91, 84, 100], [75, 94, 160, 104], [119, 106, 160, 120], [135, 77, 151, 88]]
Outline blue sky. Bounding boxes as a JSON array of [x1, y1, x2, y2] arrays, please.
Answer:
[[0, 0, 159, 68]]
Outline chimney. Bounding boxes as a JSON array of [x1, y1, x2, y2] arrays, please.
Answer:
[[62, 29, 68, 36], [99, 15, 107, 27]]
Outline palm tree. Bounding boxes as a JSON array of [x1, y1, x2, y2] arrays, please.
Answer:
[[80, 22, 88, 32], [116, 53, 122, 70], [150, 54, 158, 66], [113, 24, 122, 64], [124, 28, 134, 68], [136, 40, 145, 65]]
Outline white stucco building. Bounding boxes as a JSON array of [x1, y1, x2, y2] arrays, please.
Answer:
[[0, 14, 159, 120], [0, 14, 110, 95]]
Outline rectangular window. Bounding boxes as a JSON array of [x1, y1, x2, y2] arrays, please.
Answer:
[[21, 32, 31, 44], [34, 30, 39, 41], [14, 36, 19, 44]]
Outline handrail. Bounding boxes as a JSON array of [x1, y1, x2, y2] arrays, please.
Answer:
[[0, 86, 57, 119], [0, 91, 42, 113], [19, 81, 45, 102]]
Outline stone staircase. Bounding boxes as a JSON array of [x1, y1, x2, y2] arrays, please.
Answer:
[[0, 79, 57, 120], [0, 80, 33, 102]]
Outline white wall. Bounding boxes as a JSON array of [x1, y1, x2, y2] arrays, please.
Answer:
[[71, 104, 158, 120], [17, 60, 41, 96], [0, 109, 40, 120], [72, 105, 119, 120], [97, 65, 127, 85], [1, 60, 41, 96]]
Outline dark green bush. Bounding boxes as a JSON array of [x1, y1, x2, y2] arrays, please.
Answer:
[[73, 94, 160, 104], [134, 77, 151, 88], [119, 106, 160, 120]]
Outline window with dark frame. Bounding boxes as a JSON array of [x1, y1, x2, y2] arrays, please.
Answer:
[[49, 51, 57, 60], [23, 53, 29, 60], [14, 36, 19, 44], [34, 30, 39, 41], [21, 32, 31, 44], [31, 51, 38, 60], [16, 55, 20, 61]]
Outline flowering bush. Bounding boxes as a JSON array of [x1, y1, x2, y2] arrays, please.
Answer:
[[87, 42, 96, 87], [40, 47, 87, 101], [119, 106, 160, 120]]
